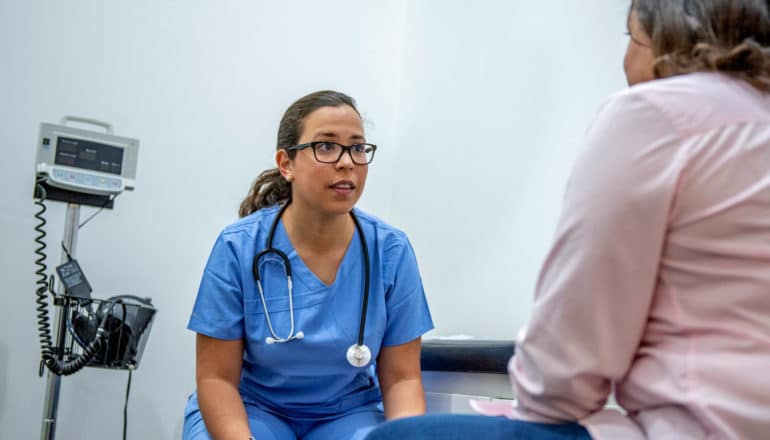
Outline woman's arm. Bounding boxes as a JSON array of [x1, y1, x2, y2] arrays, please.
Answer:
[[511, 90, 682, 422], [196, 333, 251, 439], [376, 337, 426, 420]]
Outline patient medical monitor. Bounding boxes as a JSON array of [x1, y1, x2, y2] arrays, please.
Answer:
[[35, 117, 139, 196]]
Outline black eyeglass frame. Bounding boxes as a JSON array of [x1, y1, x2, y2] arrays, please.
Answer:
[[286, 141, 378, 165]]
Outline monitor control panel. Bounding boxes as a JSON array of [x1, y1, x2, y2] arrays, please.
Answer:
[[35, 119, 139, 196]]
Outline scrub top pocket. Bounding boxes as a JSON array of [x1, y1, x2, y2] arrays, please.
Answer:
[[246, 253, 328, 343], [243, 284, 329, 342], [244, 287, 328, 315]]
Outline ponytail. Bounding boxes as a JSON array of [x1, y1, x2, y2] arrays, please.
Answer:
[[238, 168, 291, 218]]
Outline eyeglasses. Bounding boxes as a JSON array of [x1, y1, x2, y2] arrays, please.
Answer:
[[286, 141, 377, 165]]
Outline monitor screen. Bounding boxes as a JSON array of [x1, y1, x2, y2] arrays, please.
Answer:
[[54, 136, 124, 176]]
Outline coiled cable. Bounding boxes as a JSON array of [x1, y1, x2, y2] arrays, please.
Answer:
[[34, 182, 106, 376]]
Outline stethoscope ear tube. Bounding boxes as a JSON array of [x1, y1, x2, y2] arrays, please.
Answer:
[[253, 248, 292, 281]]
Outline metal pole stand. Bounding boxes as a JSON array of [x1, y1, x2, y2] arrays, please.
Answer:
[[40, 203, 80, 440]]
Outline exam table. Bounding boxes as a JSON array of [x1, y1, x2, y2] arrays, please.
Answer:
[[420, 339, 516, 413]]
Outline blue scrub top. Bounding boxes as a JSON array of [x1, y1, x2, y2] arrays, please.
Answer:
[[188, 205, 434, 418]]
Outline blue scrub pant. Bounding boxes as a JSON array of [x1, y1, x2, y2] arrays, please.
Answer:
[[183, 395, 385, 440], [364, 415, 592, 440]]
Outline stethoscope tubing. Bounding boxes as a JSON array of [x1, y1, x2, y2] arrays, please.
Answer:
[[252, 201, 370, 348], [350, 211, 369, 347]]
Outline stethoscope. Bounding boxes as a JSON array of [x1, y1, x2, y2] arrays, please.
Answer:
[[252, 201, 372, 367]]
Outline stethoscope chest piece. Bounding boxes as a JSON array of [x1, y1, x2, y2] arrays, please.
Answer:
[[346, 343, 372, 367]]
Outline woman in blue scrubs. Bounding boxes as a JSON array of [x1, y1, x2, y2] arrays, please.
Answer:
[[183, 90, 434, 440]]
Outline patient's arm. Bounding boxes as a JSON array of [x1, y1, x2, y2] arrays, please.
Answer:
[[376, 337, 426, 420], [196, 333, 251, 439], [510, 89, 674, 422]]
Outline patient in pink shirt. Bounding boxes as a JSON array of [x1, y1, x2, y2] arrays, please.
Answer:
[[368, 1, 770, 439]]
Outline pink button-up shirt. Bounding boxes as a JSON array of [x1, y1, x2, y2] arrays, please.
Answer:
[[475, 72, 770, 439]]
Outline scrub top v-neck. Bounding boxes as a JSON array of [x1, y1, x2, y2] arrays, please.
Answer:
[[188, 204, 434, 418]]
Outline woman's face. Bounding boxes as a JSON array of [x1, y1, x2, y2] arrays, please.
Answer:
[[278, 105, 368, 217], [623, 9, 655, 86]]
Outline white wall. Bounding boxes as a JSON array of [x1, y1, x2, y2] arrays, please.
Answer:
[[393, 1, 629, 338], [0, 1, 628, 438]]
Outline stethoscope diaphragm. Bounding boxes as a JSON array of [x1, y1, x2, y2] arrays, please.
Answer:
[[346, 343, 372, 367]]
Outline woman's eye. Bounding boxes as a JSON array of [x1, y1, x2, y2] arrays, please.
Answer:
[[316, 142, 336, 152], [353, 144, 367, 153]]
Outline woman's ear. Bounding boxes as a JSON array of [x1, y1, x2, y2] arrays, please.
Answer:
[[276, 149, 294, 182]]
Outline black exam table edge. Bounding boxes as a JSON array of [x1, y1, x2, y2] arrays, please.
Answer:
[[420, 340, 515, 374]]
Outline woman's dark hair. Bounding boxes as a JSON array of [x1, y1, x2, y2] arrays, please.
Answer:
[[238, 90, 360, 217], [632, 0, 770, 91]]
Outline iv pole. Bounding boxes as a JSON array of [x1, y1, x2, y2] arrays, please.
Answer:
[[40, 203, 80, 440]]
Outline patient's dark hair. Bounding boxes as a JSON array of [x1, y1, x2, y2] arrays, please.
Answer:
[[238, 90, 359, 218], [632, 0, 770, 91]]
